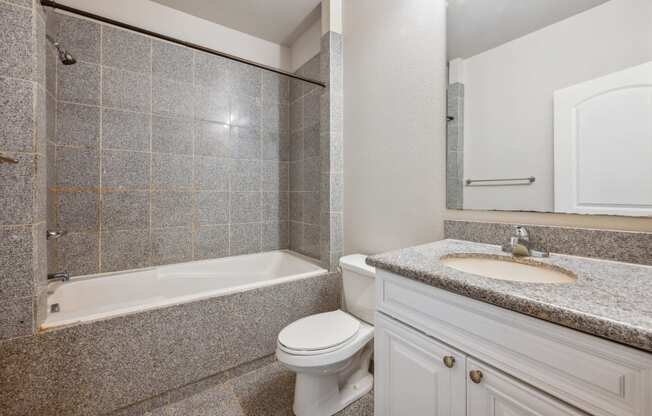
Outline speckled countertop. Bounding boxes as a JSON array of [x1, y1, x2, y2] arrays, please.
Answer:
[[367, 239, 652, 352]]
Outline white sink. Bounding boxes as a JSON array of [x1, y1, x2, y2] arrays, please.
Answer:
[[441, 255, 576, 284]]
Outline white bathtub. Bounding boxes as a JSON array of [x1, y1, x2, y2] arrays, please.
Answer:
[[42, 250, 327, 329]]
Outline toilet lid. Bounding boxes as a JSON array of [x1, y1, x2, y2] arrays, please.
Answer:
[[278, 310, 360, 352]]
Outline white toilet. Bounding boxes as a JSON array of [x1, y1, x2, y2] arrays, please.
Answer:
[[276, 254, 376, 416]]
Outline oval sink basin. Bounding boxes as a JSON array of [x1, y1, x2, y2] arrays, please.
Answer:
[[441, 255, 576, 284]]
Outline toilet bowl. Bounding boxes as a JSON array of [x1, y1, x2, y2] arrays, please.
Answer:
[[276, 254, 376, 416]]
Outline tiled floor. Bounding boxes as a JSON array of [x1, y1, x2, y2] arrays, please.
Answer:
[[145, 361, 373, 416]]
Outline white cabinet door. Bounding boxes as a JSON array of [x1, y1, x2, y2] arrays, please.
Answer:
[[467, 358, 589, 416], [375, 313, 466, 416]]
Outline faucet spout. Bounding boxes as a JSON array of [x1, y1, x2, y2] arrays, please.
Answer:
[[47, 271, 70, 283], [502, 226, 549, 258]]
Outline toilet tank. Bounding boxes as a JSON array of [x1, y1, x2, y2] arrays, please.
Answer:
[[340, 254, 376, 325]]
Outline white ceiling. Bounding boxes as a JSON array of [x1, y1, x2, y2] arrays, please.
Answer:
[[150, 0, 321, 45], [448, 0, 611, 59]]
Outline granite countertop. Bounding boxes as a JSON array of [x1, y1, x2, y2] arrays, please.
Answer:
[[367, 239, 652, 352]]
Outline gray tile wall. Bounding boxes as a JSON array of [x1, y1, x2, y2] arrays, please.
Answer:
[[289, 54, 322, 259], [446, 82, 464, 209], [320, 32, 344, 271], [0, 7, 346, 414], [0, 0, 48, 341], [288, 37, 343, 271], [47, 12, 292, 276]]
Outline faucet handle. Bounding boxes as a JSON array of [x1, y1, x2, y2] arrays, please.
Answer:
[[46, 229, 67, 240], [512, 225, 529, 241]]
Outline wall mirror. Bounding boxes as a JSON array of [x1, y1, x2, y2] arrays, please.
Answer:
[[446, 0, 652, 216]]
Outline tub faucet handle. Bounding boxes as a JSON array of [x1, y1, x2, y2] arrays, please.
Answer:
[[46, 229, 67, 240]]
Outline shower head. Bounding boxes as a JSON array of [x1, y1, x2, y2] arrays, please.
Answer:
[[57, 48, 76, 65], [46, 34, 76, 65]]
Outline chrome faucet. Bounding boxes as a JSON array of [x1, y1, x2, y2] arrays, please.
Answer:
[[47, 271, 70, 283], [502, 226, 549, 258]]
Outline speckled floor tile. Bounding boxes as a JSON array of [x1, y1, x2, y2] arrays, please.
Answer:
[[231, 362, 295, 416], [143, 361, 372, 416], [152, 383, 244, 416], [335, 391, 374, 416]]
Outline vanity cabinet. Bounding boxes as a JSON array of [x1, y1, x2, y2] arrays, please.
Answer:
[[466, 358, 586, 416], [375, 314, 586, 416], [374, 270, 652, 416], [375, 314, 466, 416]]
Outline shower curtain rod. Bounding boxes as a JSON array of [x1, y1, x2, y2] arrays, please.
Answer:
[[40, 0, 326, 88]]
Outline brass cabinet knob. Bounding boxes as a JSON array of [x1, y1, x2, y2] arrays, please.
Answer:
[[469, 370, 483, 384], [442, 356, 456, 368]]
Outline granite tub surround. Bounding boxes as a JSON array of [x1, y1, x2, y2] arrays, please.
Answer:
[[0, 0, 49, 340], [444, 219, 652, 266], [47, 11, 294, 277], [0, 273, 341, 416], [367, 239, 652, 352]]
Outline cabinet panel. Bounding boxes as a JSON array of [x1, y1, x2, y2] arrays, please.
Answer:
[[375, 313, 466, 416], [377, 270, 652, 416], [467, 358, 588, 416]]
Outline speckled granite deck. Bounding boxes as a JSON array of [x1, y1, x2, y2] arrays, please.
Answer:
[[367, 239, 652, 352]]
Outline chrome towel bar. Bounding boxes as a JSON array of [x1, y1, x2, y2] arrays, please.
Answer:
[[465, 176, 535, 186]]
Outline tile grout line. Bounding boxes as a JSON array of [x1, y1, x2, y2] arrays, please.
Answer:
[[226, 60, 232, 258], [29, 0, 38, 333], [97, 24, 104, 274], [259, 70, 264, 253], [51, 20, 59, 274], [149, 37, 153, 267], [191, 49, 196, 261]]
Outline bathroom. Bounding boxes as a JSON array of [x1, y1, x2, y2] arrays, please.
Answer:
[[0, 0, 650, 415]]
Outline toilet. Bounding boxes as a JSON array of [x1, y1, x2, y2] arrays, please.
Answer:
[[276, 254, 376, 416]]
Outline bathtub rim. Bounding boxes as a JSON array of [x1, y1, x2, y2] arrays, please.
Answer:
[[41, 250, 329, 331]]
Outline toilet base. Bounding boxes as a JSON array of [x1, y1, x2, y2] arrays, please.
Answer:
[[292, 344, 373, 416]]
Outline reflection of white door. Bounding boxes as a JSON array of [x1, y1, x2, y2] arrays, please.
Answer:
[[554, 61, 652, 216]]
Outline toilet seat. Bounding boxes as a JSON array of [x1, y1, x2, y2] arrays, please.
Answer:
[[278, 310, 361, 356]]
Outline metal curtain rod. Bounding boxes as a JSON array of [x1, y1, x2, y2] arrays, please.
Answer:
[[40, 0, 326, 88]]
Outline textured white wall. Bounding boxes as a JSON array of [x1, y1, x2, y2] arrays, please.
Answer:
[[461, 0, 652, 212], [289, 17, 321, 72], [56, 0, 291, 70], [343, 0, 447, 255]]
